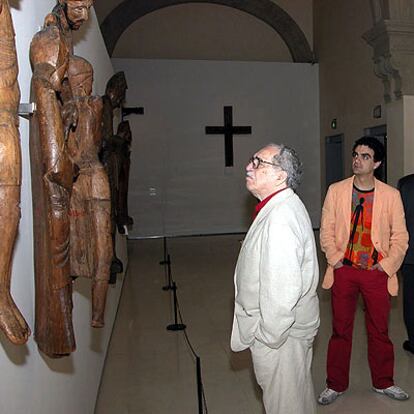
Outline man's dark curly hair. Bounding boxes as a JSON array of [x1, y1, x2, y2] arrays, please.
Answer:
[[352, 136, 385, 163]]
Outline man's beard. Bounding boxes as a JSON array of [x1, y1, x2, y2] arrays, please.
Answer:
[[62, 3, 82, 30], [69, 20, 81, 29]]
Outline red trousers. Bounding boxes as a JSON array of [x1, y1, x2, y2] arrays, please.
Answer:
[[326, 265, 394, 391]]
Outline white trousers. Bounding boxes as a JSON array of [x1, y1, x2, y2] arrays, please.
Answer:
[[250, 336, 316, 414]]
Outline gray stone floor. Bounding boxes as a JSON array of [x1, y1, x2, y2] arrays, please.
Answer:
[[95, 234, 414, 414]]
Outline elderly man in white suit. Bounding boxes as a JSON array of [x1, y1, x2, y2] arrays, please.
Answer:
[[231, 144, 320, 414]]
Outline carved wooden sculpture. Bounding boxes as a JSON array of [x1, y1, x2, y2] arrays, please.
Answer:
[[29, 0, 93, 357], [115, 120, 133, 234], [0, 0, 30, 345], [100, 72, 127, 282], [30, 23, 75, 357], [67, 55, 111, 328]]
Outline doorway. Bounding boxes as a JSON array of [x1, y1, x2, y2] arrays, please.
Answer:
[[325, 134, 344, 190]]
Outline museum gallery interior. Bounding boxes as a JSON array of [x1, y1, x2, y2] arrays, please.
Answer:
[[2, 0, 414, 413]]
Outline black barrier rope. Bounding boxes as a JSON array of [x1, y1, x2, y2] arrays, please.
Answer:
[[167, 282, 186, 331], [161, 238, 209, 414], [176, 298, 209, 414]]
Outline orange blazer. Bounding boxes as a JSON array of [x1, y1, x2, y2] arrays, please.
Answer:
[[320, 176, 408, 296]]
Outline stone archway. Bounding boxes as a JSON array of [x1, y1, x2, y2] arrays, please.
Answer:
[[100, 0, 314, 63]]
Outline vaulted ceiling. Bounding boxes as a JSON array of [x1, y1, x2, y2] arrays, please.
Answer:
[[94, 0, 314, 62]]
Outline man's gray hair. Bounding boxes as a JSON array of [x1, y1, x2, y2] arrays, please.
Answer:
[[269, 143, 303, 191]]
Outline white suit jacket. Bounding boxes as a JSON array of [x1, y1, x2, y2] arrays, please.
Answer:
[[231, 188, 320, 351]]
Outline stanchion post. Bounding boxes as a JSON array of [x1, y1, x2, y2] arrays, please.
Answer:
[[167, 282, 186, 331], [162, 254, 173, 291], [159, 236, 170, 265], [196, 356, 203, 414]]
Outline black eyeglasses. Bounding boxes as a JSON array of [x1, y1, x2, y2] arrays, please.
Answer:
[[248, 156, 279, 169]]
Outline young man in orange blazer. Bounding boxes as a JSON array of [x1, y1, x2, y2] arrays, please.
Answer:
[[318, 136, 409, 405]]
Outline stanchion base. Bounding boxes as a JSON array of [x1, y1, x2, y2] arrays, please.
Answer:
[[162, 285, 173, 291], [167, 323, 186, 331]]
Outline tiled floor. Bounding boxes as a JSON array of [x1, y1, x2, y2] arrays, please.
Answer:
[[95, 234, 414, 414]]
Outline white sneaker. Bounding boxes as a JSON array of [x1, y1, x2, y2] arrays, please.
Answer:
[[317, 387, 343, 405], [373, 385, 410, 401]]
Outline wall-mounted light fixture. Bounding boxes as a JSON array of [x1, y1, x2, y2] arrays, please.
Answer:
[[331, 118, 337, 129]]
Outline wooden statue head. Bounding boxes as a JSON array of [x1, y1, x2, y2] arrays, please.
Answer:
[[58, 0, 93, 30], [68, 55, 93, 97], [105, 71, 127, 109]]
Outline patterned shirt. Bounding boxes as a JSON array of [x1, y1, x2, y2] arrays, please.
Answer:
[[343, 185, 383, 269]]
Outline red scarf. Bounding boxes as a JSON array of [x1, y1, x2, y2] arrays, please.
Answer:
[[253, 187, 289, 219]]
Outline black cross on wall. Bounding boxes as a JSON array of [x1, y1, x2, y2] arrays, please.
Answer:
[[122, 106, 144, 119], [205, 106, 252, 167]]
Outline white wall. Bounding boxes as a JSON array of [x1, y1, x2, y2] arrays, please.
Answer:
[[0, 2, 126, 413], [113, 58, 320, 238]]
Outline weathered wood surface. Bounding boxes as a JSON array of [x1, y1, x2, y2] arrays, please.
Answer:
[[29, 0, 93, 357], [0, 0, 30, 345], [68, 55, 111, 328], [115, 120, 133, 234], [100, 72, 127, 282]]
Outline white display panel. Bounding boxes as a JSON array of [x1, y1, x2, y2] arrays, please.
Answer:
[[113, 59, 321, 237]]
